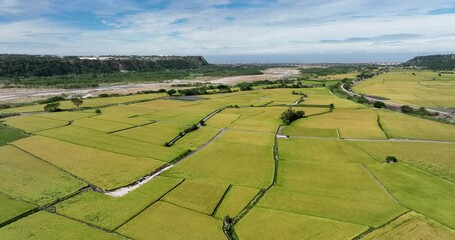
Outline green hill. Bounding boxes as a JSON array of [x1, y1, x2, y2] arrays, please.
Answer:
[[403, 54, 455, 70]]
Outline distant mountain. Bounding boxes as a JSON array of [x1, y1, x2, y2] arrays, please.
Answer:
[[0, 55, 208, 78], [402, 54, 455, 70]]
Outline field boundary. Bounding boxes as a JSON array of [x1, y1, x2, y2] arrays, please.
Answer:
[[10, 144, 101, 191], [165, 107, 227, 147], [352, 210, 411, 240], [112, 178, 186, 231], [211, 185, 233, 217], [361, 164, 399, 204], [375, 113, 390, 139]]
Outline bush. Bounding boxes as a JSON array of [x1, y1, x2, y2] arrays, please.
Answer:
[[386, 156, 398, 163], [400, 105, 414, 114], [167, 89, 177, 96], [40, 95, 65, 104], [95, 109, 101, 114], [44, 102, 61, 112], [183, 124, 199, 134], [357, 96, 369, 104], [373, 101, 386, 108], [280, 108, 305, 125]]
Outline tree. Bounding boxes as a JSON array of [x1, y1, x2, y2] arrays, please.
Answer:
[[71, 96, 84, 108], [44, 102, 61, 112], [386, 156, 398, 163], [373, 101, 386, 109], [167, 89, 177, 96], [280, 108, 305, 125]]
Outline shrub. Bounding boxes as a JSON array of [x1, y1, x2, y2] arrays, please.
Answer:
[[40, 95, 65, 104], [280, 108, 305, 125], [167, 89, 177, 96], [183, 124, 199, 134], [373, 101, 386, 108], [386, 156, 398, 163], [400, 105, 414, 114], [357, 96, 369, 104], [95, 109, 102, 114], [44, 102, 61, 112]]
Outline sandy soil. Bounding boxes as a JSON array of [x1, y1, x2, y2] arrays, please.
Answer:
[[0, 68, 299, 104]]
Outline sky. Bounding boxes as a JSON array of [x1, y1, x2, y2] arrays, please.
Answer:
[[0, 0, 454, 63]]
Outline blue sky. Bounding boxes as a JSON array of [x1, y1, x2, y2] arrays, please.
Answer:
[[0, 0, 454, 63]]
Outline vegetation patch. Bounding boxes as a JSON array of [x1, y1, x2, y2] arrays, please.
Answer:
[[0, 146, 86, 206]]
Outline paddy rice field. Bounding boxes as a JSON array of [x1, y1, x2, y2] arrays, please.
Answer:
[[0, 83, 454, 239]]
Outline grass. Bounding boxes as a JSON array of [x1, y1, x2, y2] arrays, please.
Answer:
[[363, 212, 455, 240], [0, 211, 124, 240], [162, 179, 228, 215], [0, 146, 86, 206], [0, 123, 28, 146], [353, 69, 455, 107], [377, 110, 455, 141], [236, 207, 368, 240], [37, 125, 185, 162], [0, 194, 36, 226], [12, 136, 165, 191], [353, 140, 455, 182], [164, 130, 275, 188], [3, 115, 68, 133], [221, 107, 285, 133], [56, 176, 182, 230], [214, 186, 260, 219], [117, 201, 224, 240], [367, 162, 455, 229]]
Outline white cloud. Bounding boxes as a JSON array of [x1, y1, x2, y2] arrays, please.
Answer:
[[0, 0, 454, 61]]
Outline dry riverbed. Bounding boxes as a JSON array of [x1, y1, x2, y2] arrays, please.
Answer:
[[0, 68, 299, 104]]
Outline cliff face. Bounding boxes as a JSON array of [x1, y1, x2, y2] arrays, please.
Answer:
[[403, 54, 455, 70], [0, 55, 209, 78]]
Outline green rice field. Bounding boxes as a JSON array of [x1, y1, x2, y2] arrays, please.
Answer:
[[1, 86, 454, 239]]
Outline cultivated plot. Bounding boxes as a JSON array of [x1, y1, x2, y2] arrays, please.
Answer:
[[13, 136, 165, 190], [117, 201, 224, 240], [0, 146, 86, 206], [164, 130, 275, 188], [0, 211, 124, 240], [56, 176, 182, 230]]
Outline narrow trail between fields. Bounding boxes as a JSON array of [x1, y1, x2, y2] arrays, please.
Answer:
[[105, 128, 227, 197], [361, 164, 400, 204]]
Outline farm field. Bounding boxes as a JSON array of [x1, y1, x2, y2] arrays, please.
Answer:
[[1, 86, 454, 239], [352, 69, 455, 108], [12, 136, 165, 190], [0, 123, 28, 146], [0, 194, 36, 227], [0, 211, 124, 240], [163, 130, 275, 188], [377, 109, 455, 141], [363, 212, 455, 240], [0, 146, 86, 206], [56, 176, 182, 230]]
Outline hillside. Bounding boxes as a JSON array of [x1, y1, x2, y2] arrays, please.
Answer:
[[403, 54, 455, 70], [0, 55, 208, 78]]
